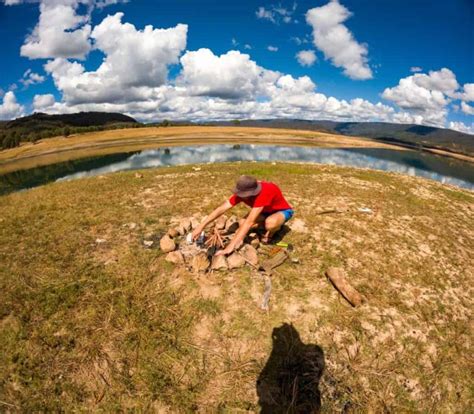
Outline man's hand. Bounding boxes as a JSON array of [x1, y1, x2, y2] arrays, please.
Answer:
[[215, 245, 234, 256], [191, 226, 203, 241]]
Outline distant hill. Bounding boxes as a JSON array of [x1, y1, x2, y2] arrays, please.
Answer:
[[211, 119, 474, 157], [0, 112, 139, 150]]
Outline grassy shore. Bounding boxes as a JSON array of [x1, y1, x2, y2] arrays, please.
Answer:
[[0, 162, 472, 412]]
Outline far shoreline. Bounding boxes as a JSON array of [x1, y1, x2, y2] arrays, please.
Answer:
[[0, 126, 473, 174]]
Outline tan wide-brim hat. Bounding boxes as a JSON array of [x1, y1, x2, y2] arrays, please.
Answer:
[[232, 175, 262, 197]]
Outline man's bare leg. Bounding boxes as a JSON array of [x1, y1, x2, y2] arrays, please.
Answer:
[[262, 212, 286, 243]]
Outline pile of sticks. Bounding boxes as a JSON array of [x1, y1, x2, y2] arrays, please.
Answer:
[[205, 227, 226, 248]]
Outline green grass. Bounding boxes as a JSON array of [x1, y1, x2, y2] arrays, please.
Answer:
[[0, 162, 473, 412]]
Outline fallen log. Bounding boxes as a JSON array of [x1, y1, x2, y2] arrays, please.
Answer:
[[325, 267, 364, 307]]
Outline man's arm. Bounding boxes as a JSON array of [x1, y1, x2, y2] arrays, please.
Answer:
[[192, 200, 233, 240], [215, 206, 263, 256]]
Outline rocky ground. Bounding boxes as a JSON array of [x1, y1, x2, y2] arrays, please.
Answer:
[[0, 161, 472, 412]]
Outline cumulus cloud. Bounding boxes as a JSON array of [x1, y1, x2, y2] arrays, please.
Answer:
[[448, 121, 474, 135], [306, 0, 372, 80], [267, 45, 278, 52], [460, 101, 474, 115], [410, 66, 422, 73], [256, 3, 297, 24], [460, 83, 474, 102], [44, 13, 187, 104], [178, 49, 268, 99], [296, 50, 317, 67], [381, 68, 462, 126], [0, 91, 25, 120], [20, 1, 92, 59], [20, 69, 46, 88], [33, 93, 56, 110]]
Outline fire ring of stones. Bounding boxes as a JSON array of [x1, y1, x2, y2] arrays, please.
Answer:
[[154, 214, 288, 275]]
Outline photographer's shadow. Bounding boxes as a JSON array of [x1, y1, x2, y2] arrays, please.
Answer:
[[256, 323, 325, 413]]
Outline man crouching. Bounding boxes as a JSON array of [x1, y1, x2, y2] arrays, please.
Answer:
[[192, 175, 294, 256]]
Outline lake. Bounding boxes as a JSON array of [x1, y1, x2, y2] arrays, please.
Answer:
[[1, 144, 473, 195]]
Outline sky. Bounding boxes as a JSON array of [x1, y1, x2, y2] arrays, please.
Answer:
[[0, 0, 473, 133]]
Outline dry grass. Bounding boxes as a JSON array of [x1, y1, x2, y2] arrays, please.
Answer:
[[0, 161, 473, 412]]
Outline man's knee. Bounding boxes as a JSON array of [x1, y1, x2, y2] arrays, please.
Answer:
[[265, 215, 282, 230]]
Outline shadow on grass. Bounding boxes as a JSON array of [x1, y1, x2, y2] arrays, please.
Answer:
[[256, 323, 325, 413]]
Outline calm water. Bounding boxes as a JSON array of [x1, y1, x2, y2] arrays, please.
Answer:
[[1, 144, 473, 195]]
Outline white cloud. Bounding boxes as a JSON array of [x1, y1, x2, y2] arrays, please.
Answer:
[[20, 69, 46, 88], [45, 13, 187, 104], [244, 44, 252, 50], [178, 49, 267, 99], [0, 91, 25, 120], [306, 0, 372, 80], [411, 68, 459, 96], [256, 3, 297, 24], [267, 45, 278, 52], [20, 1, 92, 59], [33, 93, 56, 110], [448, 121, 474, 135], [460, 101, 474, 115], [460, 83, 474, 102], [381, 69, 461, 127], [410, 66, 422, 73], [296, 50, 317, 67]]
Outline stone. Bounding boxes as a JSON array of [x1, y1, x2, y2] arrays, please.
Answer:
[[250, 238, 260, 249], [143, 240, 154, 248], [190, 217, 200, 230], [134, 172, 143, 178], [179, 218, 192, 232], [239, 244, 259, 267], [176, 225, 187, 236], [225, 215, 238, 231], [192, 253, 210, 273], [168, 228, 179, 238], [95, 238, 107, 244], [215, 215, 228, 230], [289, 218, 308, 233], [227, 253, 246, 269], [211, 255, 228, 270], [166, 251, 184, 264], [160, 235, 176, 253]]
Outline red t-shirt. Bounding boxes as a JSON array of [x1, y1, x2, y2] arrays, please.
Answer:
[[228, 181, 292, 213]]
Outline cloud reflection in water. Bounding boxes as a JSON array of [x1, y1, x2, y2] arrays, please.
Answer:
[[57, 145, 473, 189]]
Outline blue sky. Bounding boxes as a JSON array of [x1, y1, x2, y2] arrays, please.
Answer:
[[0, 0, 473, 133]]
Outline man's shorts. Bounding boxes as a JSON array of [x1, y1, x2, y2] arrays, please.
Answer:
[[262, 208, 295, 222]]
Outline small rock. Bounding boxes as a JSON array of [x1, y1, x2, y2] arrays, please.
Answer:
[[211, 255, 228, 270], [192, 253, 210, 273], [134, 172, 143, 178], [123, 222, 137, 230], [95, 238, 107, 244], [291, 257, 300, 264], [143, 240, 154, 248], [168, 228, 179, 238], [227, 253, 246, 269], [239, 244, 259, 267], [160, 235, 176, 253], [192, 167, 201, 171], [215, 215, 228, 230], [176, 225, 187, 236], [250, 238, 260, 249], [225, 215, 239, 231], [179, 218, 192, 232], [166, 251, 184, 264], [289, 218, 308, 233], [190, 217, 200, 230]]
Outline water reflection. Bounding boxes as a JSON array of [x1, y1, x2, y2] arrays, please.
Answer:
[[57, 144, 474, 190]]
